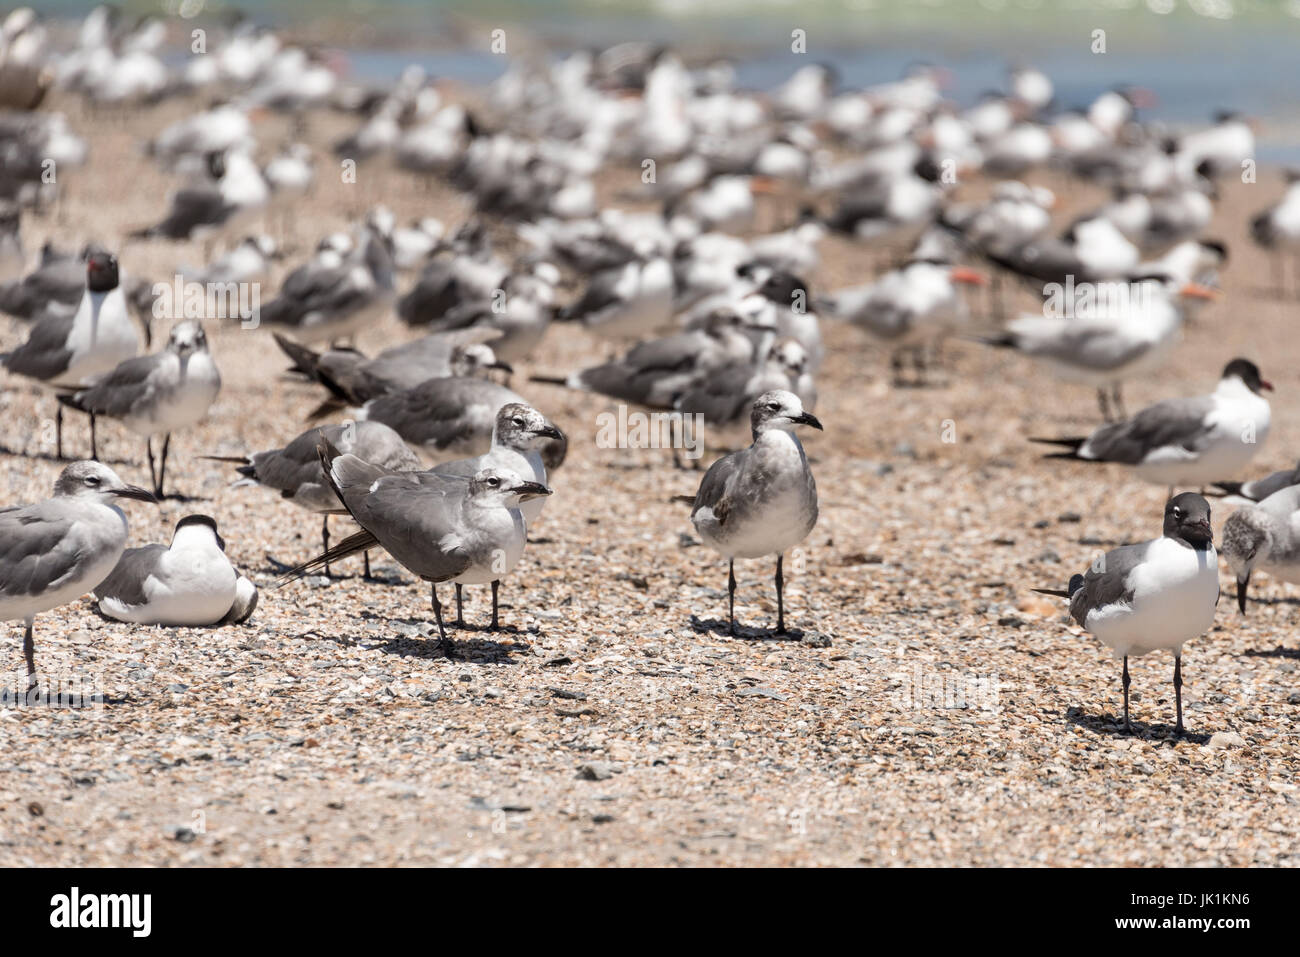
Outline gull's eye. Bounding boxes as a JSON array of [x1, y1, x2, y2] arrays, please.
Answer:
[[1173, 506, 1182, 518], [487, 477, 500, 487], [84, 476, 101, 487], [512, 417, 525, 428], [768, 403, 781, 413]]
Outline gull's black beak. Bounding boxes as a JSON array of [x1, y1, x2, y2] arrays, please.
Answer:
[[795, 411, 824, 431], [1237, 574, 1249, 615], [113, 485, 158, 504], [490, 360, 514, 374], [511, 481, 553, 502], [534, 425, 564, 441]]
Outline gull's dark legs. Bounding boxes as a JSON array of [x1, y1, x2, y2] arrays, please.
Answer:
[[1111, 383, 1126, 420], [55, 404, 64, 459], [321, 515, 331, 577], [146, 436, 157, 494], [727, 559, 737, 636], [22, 617, 35, 682], [363, 551, 372, 580], [1173, 654, 1185, 736], [89, 413, 98, 461], [1122, 655, 1132, 733], [157, 433, 171, 498], [490, 579, 500, 630], [1097, 388, 1111, 422], [432, 583, 453, 658], [774, 553, 786, 634], [455, 583, 464, 626]]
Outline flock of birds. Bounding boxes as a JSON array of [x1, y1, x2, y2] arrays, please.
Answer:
[[2, 7, 1300, 734]]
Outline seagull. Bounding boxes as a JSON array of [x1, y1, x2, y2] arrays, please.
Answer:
[[822, 257, 986, 384], [0, 240, 94, 321], [430, 402, 563, 626], [57, 320, 221, 498], [182, 235, 280, 285], [282, 445, 552, 656], [1, 249, 143, 458], [131, 149, 269, 245], [258, 226, 395, 345], [1221, 484, 1300, 614], [1, 460, 155, 681], [1249, 172, 1300, 296], [690, 390, 821, 635], [1031, 359, 1272, 494], [275, 328, 511, 416], [1033, 493, 1218, 735], [556, 241, 674, 340], [94, 514, 257, 626], [977, 275, 1216, 420], [208, 420, 421, 578]]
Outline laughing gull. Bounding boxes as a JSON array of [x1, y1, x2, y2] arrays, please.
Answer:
[[822, 257, 986, 384], [1, 461, 155, 680], [430, 403, 563, 626], [1221, 485, 1300, 614], [673, 337, 816, 433], [57, 320, 221, 498], [356, 376, 567, 468], [978, 275, 1217, 420], [1031, 359, 1273, 494], [691, 390, 821, 635], [530, 307, 765, 410], [1, 249, 143, 458], [418, 261, 559, 363], [258, 226, 395, 344], [94, 514, 257, 626], [556, 241, 674, 339], [209, 420, 421, 577], [1034, 493, 1218, 735], [1249, 172, 1300, 296], [282, 443, 551, 656], [131, 150, 269, 245], [1211, 461, 1300, 503]]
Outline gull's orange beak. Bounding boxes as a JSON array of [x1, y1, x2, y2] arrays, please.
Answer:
[[1180, 282, 1219, 301], [951, 266, 989, 286]]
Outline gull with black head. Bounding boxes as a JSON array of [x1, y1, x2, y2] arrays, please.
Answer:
[[1034, 493, 1219, 735]]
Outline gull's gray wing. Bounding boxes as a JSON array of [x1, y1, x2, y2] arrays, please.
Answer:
[[691, 450, 743, 531], [397, 259, 463, 325], [364, 377, 520, 450], [150, 187, 233, 239], [1081, 396, 1216, 464], [1068, 541, 1150, 628], [0, 309, 75, 380], [261, 261, 368, 328], [63, 353, 164, 417], [0, 257, 84, 319], [93, 544, 167, 607], [559, 266, 626, 323], [0, 502, 92, 599]]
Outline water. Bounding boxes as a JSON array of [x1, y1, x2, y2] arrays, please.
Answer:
[[28, 0, 1300, 159]]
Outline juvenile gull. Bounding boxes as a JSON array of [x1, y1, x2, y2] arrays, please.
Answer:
[[208, 420, 421, 577], [1221, 484, 1300, 614], [1, 250, 143, 458], [1031, 359, 1273, 493], [0, 461, 155, 680], [431, 403, 563, 626], [282, 444, 551, 656], [58, 320, 221, 498], [1034, 493, 1219, 735], [691, 390, 821, 635], [94, 514, 257, 626]]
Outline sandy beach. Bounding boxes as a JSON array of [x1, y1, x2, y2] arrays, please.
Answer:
[[2, 85, 1299, 867]]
